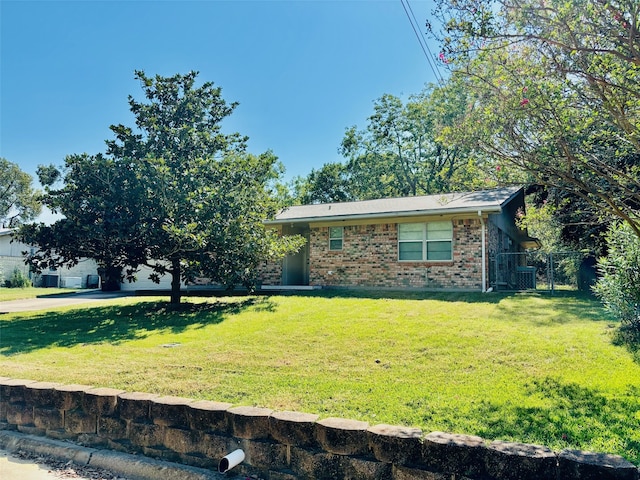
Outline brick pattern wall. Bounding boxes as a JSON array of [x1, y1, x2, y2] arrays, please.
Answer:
[[1, 378, 637, 480], [259, 260, 283, 286], [309, 219, 484, 290]]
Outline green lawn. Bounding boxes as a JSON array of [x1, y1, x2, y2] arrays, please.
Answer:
[[1, 290, 638, 464]]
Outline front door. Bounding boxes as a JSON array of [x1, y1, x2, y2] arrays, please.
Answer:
[[282, 226, 309, 286]]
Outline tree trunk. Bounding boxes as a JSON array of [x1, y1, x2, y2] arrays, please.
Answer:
[[170, 258, 181, 304]]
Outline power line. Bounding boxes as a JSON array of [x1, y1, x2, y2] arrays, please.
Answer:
[[400, 0, 445, 84]]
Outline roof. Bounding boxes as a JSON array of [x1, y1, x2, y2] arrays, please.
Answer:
[[268, 186, 523, 224], [0, 228, 15, 237]]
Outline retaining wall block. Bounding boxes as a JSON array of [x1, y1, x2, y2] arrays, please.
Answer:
[[163, 426, 202, 454], [45, 428, 77, 441], [292, 450, 391, 480], [150, 395, 193, 428], [347, 455, 394, 480], [186, 399, 231, 433], [485, 440, 558, 480], [558, 449, 639, 480], [18, 425, 46, 436], [368, 423, 422, 466], [422, 431, 487, 477], [98, 415, 128, 440], [24, 382, 62, 408], [129, 421, 164, 448], [0, 394, 6, 423], [178, 452, 215, 469], [243, 438, 289, 472], [33, 406, 64, 431], [82, 387, 126, 416], [227, 405, 273, 440], [76, 432, 107, 447], [290, 448, 346, 480], [200, 431, 238, 460], [392, 464, 471, 479], [141, 444, 179, 463], [65, 408, 97, 435], [0, 378, 37, 404], [316, 417, 371, 456], [270, 410, 320, 447], [52, 384, 93, 411], [268, 471, 298, 480], [118, 392, 159, 422], [5, 402, 33, 427]]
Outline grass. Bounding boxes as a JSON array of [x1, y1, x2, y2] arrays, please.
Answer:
[[0, 290, 639, 464], [0, 287, 81, 302]]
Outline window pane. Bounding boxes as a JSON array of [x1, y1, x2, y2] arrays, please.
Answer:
[[399, 242, 423, 260], [427, 241, 452, 260], [426, 221, 452, 240], [329, 239, 343, 250], [329, 227, 343, 239], [399, 223, 423, 241]]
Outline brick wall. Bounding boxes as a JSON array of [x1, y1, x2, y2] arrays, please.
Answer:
[[259, 260, 283, 286], [309, 219, 485, 290], [0, 377, 637, 479]]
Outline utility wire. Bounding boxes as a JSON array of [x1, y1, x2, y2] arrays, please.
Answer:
[[400, 0, 445, 84]]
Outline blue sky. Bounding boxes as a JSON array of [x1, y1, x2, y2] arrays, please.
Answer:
[[1, 0, 443, 186]]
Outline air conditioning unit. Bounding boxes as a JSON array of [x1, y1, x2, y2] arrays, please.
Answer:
[[62, 277, 82, 288], [41, 274, 59, 288]]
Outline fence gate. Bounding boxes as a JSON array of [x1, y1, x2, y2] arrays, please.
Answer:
[[493, 251, 589, 293]]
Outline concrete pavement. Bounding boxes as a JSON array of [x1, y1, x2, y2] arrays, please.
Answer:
[[0, 449, 90, 480], [0, 291, 134, 314], [0, 431, 221, 479]]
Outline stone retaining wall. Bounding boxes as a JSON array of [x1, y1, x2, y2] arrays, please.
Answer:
[[0, 377, 637, 480]]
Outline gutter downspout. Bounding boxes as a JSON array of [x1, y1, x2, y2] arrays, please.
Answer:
[[479, 210, 487, 293]]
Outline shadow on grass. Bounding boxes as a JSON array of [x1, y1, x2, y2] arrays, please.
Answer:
[[294, 288, 508, 303], [0, 297, 273, 356], [489, 291, 613, 326], [471, 377, 640, 464], [294, 289, 611, 322]]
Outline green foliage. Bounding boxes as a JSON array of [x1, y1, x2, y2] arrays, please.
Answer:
[[4, 267, 31, 288], [290, 162, 354, 204], [429, 0, 640, 238], [594, 222, 640, 342], [18, 71, 304, 302], [518, 196, 567, 254], [337, 85, 499, 200], [0, 158, 41, 227], [292, 83, 525, 205]]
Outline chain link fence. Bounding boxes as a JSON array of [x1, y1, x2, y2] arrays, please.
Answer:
[[492, 251, 596, 293]]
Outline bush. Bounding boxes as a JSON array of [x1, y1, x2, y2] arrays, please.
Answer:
[[593, 222, 640, 341], [4, 267, 32, 288]]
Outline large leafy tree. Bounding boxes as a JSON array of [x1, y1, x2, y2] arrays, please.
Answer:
[[0, 158, 40, 227], [20, 154, 149, 290], [19, 71, 302, 303], [428, 0, 640, 237], [290, 162, 354, 204], [337, 84, 504, 200]]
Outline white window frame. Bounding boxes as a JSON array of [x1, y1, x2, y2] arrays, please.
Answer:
[[329, 226, 344, 251], [398, 221, 453, 261]]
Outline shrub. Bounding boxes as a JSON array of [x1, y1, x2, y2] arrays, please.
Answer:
[[594, 222, 640, 341], [4, 267, 32, 288]]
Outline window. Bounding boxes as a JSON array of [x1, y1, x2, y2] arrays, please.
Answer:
[[398, 221, 453, 261], [329, 226, 343, 250]]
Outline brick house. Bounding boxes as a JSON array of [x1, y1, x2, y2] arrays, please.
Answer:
[[261, 186, 538, 291]]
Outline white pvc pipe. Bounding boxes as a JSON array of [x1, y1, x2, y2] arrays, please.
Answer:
[[218, 449, 245, 473]]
